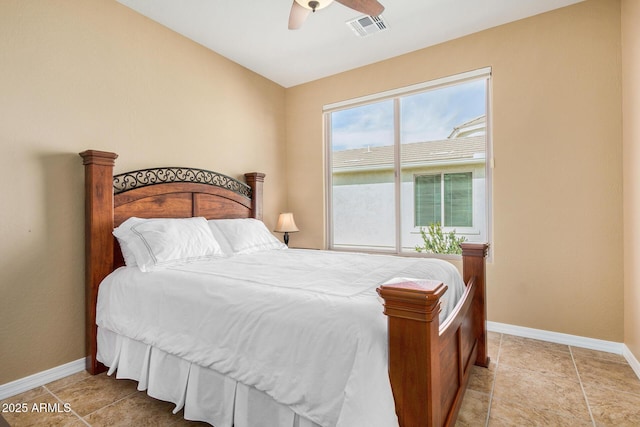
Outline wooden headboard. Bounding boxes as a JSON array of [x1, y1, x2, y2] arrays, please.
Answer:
[[79, 149, 265, 374]]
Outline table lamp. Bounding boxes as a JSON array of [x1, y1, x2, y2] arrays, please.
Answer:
[[275, 212, 299, 246]]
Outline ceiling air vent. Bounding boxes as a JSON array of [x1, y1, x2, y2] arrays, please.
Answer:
[[346, 14, 388, 37]]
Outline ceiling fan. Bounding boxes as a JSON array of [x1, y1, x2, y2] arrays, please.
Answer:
[[288, 0, 385, 30]]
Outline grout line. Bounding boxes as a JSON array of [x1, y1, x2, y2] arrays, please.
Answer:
[[569, 346, 596, 427], [43, 377, 139, 426], [43, 385, 91, 427], [484, 332, 502, 427]]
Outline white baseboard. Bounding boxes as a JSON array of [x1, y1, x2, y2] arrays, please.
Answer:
[[0, 358, 86, 400], [623, 344, 640, 379], [487, 321, 625, 354]]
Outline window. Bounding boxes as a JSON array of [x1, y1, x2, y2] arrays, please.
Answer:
[[415, 172, 473, 228], [325, 68, 491, 254]]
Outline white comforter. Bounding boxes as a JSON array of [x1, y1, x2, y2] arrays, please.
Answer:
[[96, 249, 465, 427]]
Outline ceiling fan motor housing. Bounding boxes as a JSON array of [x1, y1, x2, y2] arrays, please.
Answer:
[[289, 0, 385, 30], [294, 0, 333, 12]]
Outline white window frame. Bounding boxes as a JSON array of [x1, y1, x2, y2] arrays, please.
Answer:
[[324, 68, 493, 256]]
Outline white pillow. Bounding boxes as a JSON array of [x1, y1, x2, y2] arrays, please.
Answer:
[[206, 220, 235, 256], [113, 217, 224, 272], [208, 218, 286, 255], [115, 217, 144, 267]]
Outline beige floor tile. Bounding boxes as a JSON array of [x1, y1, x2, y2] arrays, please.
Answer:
[[488, 398, 593, 426], [54, 373, 137, 417], [467, 363, 495, 394], [45, 371, 93, 393], [455, 389, 489, 426], [85, 391, 180, 427], [574, 356, 640, 395], [501, 334, 570, 354], [492, 364, 590, 422], [498, 336, 577, 380], [570, 347, 627, 364], [585, 385, 640, 426], [84, 392, 210, 426], [1, 391, 85, 427], [487, 331, 502, 361]]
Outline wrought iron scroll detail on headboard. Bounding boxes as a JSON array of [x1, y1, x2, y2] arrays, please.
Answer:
[[113, 167, 252, 197]]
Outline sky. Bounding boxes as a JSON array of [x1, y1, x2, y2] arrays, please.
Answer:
[[330, 78, 487, 151]]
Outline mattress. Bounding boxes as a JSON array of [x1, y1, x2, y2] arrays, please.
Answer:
[[96, 249, 466, 427]]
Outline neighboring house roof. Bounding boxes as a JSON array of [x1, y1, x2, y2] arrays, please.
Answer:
[[333, 115, 487, 172], [332, 135, 486, 171], [447, 115, 486, 139]]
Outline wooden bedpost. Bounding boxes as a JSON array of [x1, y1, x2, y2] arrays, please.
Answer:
[[377, 280, 447, 427], [244, 172, 265, 220], [460, 242, 490, 367], [79, 150, 117, 375]]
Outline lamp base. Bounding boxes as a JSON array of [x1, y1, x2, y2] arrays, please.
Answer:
[[284, 232, 290, 246]]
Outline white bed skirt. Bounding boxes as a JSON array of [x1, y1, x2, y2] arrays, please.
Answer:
[[97, 327, 322, 427]]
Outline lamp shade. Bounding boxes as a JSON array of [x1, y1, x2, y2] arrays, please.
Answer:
[[274, 213, 299, 233]]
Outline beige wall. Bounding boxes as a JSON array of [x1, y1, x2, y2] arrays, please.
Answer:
[[622, 0, 640, 361], [286, 0, 624, 341], [0, 0, 286, 384]]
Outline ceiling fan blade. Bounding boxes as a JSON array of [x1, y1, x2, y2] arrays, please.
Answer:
[[288, 1, 311, 30], [335, 0, 384, 16]]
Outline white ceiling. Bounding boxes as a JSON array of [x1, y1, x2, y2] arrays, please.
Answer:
[[117, 0, 584, 88]]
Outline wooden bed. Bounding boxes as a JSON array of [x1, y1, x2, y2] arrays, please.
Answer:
[[80, 149, 489, 427]]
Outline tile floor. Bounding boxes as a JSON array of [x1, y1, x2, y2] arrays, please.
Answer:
[[2, 332, 640, 426], [458, 332, 640, 426]]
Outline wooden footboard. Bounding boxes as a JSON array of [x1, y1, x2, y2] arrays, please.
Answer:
[[377, 243, 489, 427]]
